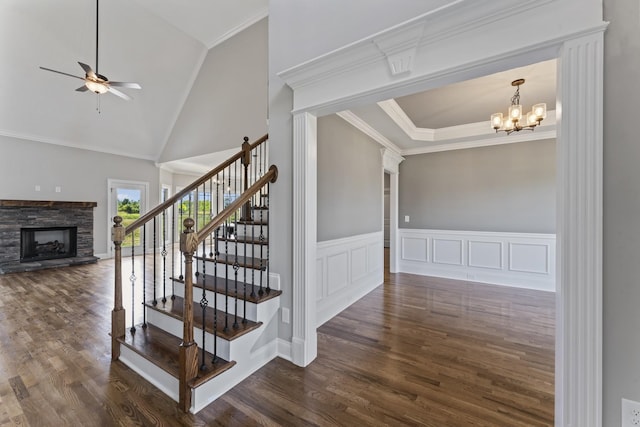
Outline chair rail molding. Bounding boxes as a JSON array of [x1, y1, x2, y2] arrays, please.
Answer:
[[280, 2, 606, 425]]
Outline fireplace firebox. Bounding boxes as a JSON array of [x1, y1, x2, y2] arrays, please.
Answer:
[[20, 226, 77, 263]]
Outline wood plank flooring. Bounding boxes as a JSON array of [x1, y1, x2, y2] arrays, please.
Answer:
[[0, 252, 554, 426]]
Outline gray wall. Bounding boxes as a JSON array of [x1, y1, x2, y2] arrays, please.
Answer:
[[399, 139, 556, 233], [0, 135, 160, 256], [160, 18, 268, 163], [317, 114, 382, 242], [603, 0, 640, 425]]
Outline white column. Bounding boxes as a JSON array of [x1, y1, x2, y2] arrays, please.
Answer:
[[382, 149, 404, 273], [556, 29, 604, 427], [291, 112, 318, 367]]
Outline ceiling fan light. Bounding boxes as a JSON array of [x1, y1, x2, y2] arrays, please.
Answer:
[[491, 113, 503, 130], [85, 80, 108, 94]]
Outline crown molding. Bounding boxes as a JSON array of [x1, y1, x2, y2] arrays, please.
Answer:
[[336, 111, 403, 155], [0, 129, 156, 161], [402, 128, 556, 156], [378, 98, 557, 142], [206, 8, 268, 49]]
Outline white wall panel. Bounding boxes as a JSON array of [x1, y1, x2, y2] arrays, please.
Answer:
[[401, 237, 428, 262], [326, 252, 349, 295], [433, 239, 463, 265], [316, 232, 384, 326], [468, 241, 503, 270], [398, 229, 555, 291], [509, 243, 549, 274]]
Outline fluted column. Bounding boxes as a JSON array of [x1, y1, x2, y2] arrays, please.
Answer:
[[291, 112, 318, 367], [556, 27, 605, 427]]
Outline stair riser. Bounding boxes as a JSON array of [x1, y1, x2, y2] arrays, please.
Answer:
[[201, 242, 268, 258], [146, 309, 232, 361], [198, 261, 267, 280], [173, 282, 259, 322], [232, 224, 268, 237]]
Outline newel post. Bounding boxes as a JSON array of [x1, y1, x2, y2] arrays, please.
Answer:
[[240, 136, 253, 221], [179, 218, 198, 412], [111, 216, 126, 361]]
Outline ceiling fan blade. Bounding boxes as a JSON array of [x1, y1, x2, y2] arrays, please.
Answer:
[[76, 85, 89, 92], [109, 81, 141, 89], [39, 66, 85, 81], [107, 86, 132, 101], [78, 62, 96, 78]]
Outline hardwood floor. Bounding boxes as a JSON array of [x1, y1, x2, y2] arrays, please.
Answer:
[[0, 254, 554, 426]]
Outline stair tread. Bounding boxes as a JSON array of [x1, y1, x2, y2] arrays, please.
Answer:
[[195, 253, 267, 270], [216, 235, 268, 245], [235, 219, 268, 226], [117, 324, 235, 386], [173, 274, 282, 304], [146, 295, 263, 341]]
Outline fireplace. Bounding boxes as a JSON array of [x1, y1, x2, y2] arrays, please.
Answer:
[[21, 226, 77, 262]]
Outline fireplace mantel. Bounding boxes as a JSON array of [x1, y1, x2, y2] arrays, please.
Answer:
[[0, 200, 97, 209]]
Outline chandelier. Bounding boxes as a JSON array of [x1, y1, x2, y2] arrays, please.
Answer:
[[490, 79, 546, 134]]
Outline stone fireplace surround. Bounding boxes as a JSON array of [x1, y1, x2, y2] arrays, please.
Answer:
[[0, 200, 98, 274]]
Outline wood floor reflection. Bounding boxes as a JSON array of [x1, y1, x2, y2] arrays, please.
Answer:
[[0, 252, 554, 426]]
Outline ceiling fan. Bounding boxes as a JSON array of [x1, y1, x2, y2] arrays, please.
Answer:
[[39, 0, 141, 101]]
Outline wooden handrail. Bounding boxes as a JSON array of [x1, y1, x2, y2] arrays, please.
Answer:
[[124, 134, 268, 235], [196, 165, 278, 243]]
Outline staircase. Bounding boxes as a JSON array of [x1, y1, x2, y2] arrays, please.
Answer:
[[110, 135, 280, 413]]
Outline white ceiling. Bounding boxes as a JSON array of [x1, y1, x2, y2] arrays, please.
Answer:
[[1, 2, 555, 170]]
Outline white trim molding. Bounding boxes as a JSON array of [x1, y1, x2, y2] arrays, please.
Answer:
[[316, 232, 384, 326], [291, 112, 318, 367], [398, 229, 556, 292]]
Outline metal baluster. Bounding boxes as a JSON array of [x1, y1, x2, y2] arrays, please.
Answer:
[[153, 217, 157, 306], [130, 233, 136, 333], [209, 178, 214, 257], [223, 213, 229, 333], [179, 197, 184, 281], [242, 219, 248, 324], [171, 204, 176, 300], [251, 202, 256, 299], [162, 210, 167, 304], [212, 195, 219, 364], [142, 224, 147, 327], [266, 182, 271, 293], [233, 206, 239, 329], [200, 241, 208, 370]]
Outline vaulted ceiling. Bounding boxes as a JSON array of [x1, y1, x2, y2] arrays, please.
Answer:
[[1, 1, 555, 170], [0, 0, 267, 161]]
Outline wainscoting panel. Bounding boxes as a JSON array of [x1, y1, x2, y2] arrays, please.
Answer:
[[317, 232, 384, 326], [432, 239, 463, 266], [398, 229, 556, 292]]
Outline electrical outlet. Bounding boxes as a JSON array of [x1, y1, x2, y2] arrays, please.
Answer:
[[404, 215, 410, 222], [55, 186, 61, 193], [622, 398, 640, 427]]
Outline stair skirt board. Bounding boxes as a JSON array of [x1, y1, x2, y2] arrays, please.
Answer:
[[119, 346, 180, 402], [191, 337, 278, 413]]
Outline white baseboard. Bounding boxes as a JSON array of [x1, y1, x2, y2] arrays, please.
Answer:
[[276, 338, 292, 362], [316, 232, 384, 326], [398, 229, 556, 292]]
